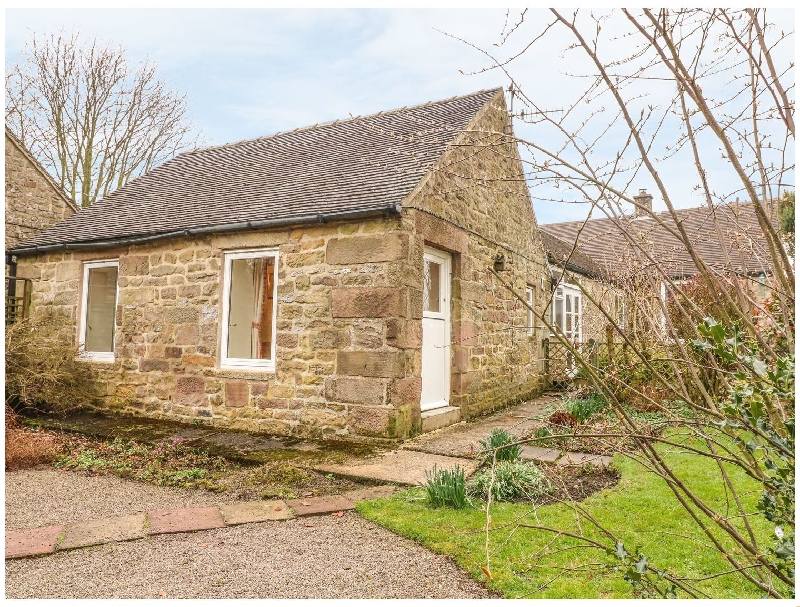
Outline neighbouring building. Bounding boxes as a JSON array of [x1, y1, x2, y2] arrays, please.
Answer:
[[5, 127, 78, 252], [9, 88, 553, 439], [5, 126, 78, 322], [540, 195, 780, 345]]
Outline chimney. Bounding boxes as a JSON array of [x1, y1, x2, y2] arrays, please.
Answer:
[[633, 188, 653, 218]]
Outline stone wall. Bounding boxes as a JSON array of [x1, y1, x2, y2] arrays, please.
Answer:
[[400, 89, 549, 418], [17, 216, 425, 439], [5, 131, 77, 251]]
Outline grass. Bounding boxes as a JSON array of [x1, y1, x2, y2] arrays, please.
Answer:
[[358, 432, 787, 599]]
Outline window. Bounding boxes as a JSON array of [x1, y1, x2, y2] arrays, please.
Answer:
[[525, 285, 534, 336], [79, 260, 119, 361], [220, 249, 278, 371], [550, 283, 581, 341]]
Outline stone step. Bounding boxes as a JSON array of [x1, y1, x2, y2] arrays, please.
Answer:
[[421, 406, 461, 433]]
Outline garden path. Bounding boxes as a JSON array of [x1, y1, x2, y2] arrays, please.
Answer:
[[5, 469, 494, 599]]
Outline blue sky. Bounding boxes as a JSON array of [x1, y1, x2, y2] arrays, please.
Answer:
[[5, 9, 795, 225]]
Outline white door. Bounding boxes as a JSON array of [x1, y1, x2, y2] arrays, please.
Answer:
[[421, 247, 451, 411]]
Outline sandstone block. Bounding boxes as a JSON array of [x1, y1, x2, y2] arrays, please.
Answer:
[[453, 320, 480, 346], [163, 306, 200, 324], [415, 213, 469, 253], [119, 255, 149, 276], [176, 376, 206, 404], [337, 351, 405, 378], [389, 376, 421, 406], [309, 329, 350, 349], [176, 324, 199, 345], [326, 234, 408, 264], [347, 406, 392, 435], [325, 377, 385, 406], [385, 318, 422, 348], [225, 381, 249, 408], [181, 354, 215, 367], [284, 250, 324, 268], [55, 261, 80, 281], [331, 288, 405, 318], [276, 332, 299, 348], [139, 359, 169, 372]]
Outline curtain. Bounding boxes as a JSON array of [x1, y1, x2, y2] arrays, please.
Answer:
[[251, 259, 266, 358]]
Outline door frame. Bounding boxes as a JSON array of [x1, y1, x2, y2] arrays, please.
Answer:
[[421, 246, 451, 411]]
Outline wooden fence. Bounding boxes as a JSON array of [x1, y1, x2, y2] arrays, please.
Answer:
[[5, 276, 32, 324]]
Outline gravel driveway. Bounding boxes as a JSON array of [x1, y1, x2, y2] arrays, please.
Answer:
[[5, 469, 495, 599]]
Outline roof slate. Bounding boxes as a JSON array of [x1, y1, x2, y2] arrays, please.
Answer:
[[541, 202, 777, 279], [12, 88, 501, 251], [539, 229, 604, 278]]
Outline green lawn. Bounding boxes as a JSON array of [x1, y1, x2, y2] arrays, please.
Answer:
[[357, 438, 787, 598]]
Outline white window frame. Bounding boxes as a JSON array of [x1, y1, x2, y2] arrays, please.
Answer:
[[525, 285, 534, 336], [220, 248, 279, 372], [550, 282, 582, 341], [78, 259, 119, 362]]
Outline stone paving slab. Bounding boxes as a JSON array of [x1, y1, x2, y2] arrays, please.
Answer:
[[285, 495, 355, 517], [557, 452, 613, 468], [59, 514, 146, 550], [147, 507, 225, 535], [218, 500, 293, 525], [5, 525, 65, 559], [314, 449, 479, 486], [520, 445, 561, 464], [342, 485, 399, 502], [402, 394, 560, 458]]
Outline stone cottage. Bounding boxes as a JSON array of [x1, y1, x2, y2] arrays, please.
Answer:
[[10, 88, 552, 439]]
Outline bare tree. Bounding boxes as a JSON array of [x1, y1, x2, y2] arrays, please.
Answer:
[[452, 8, 793, 598], [6, 31, 199, 207]]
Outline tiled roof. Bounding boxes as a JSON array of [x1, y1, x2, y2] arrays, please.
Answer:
[[539, 229, 604, 278], [541, 202, 777, 279], [12, 88, 502, 252]]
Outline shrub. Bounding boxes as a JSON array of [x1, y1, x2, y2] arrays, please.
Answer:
[[422, 465, 468, 509], [478, 428, 523, 464], [565, 392, 608, 424], [5, 311, 99, 415], [468, 461, 551, 502], [5, 406, 64, 470], [549, 411, 577, 427]]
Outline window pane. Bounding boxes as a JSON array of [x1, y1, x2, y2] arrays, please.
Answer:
[[554, 299, 563, 330], [227, 257, 274, 360], [85, 266, 118, 353], [566, 294, 572, 313], [423, 260, 441, 313]]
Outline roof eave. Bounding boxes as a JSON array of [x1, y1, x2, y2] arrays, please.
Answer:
[[9, 204, 402, 257]]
